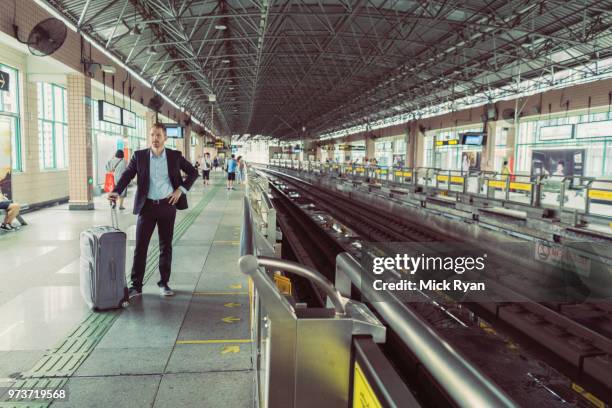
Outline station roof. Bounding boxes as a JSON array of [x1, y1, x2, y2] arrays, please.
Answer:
[[45, 0, 612, 139]]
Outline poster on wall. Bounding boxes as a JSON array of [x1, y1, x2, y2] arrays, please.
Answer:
[[531, 149, 584, 178], [0, 120, 12, 199], [461, 151, 481, 172]]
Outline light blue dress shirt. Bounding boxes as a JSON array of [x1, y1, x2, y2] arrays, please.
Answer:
[[148, 149, 187, 200]]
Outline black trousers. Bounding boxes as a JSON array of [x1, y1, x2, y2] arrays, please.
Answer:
[[131, 200, 177, 290]]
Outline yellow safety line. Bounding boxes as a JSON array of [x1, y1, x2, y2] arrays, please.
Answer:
[[192, 291, 249, 295], [177, 339, 253, 345], [248, 277, 254, 330], [213, 240, 240, 244]]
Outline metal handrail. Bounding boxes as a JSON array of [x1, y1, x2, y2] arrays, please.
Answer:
[[336, 253, 517, 408], [240, 196, 255, 257], [239, 255, 347, 317]]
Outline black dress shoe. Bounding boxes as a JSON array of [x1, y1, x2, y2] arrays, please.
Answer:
[[128, 287, 142, 298]]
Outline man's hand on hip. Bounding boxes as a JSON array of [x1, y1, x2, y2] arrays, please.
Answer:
[[167, 189, 183, 205]]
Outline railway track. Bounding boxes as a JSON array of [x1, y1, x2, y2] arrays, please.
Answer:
[[262, 167, 612, 407]]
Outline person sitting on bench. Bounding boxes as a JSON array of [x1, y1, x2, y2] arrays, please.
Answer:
[[0, 191, 21, 232]]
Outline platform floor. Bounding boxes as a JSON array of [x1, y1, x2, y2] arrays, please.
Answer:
[[0, 173, 254, 408]]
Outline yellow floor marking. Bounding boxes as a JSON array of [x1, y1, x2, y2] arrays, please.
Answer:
[[213, 240, 240, 244], [229, 284, 243, 289], [221, 345, 241, 354], [192, 291, 249, 296], [221, 316, 241, 323], [224, 302, 241, 308], [176, 339, 252, 345], [248, 277, 254, 330]]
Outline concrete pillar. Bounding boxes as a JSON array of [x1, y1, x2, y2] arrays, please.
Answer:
[[406, 122, 417, 168], [365, 135, 375, 160], [67, 74, 94, 210], [482, 121, 497, 171], [145, 111, 156, 130], [182, 125, 192, 161], [502, 125, 516, 173], [302, 139, 315, 161], [144, 111, 156, 149], [414, 122, 426, 168]]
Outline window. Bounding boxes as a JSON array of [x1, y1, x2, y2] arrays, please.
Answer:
[[0, 64, 22, 171], [375, 140, 393, 166], [515, 110, 612, 177], [127, 115, 146, 154], [37, 83, 68, 169], [430, 127, 482, 170]]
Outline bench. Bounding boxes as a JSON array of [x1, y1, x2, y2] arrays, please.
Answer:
[[0, 202, 28, 227]]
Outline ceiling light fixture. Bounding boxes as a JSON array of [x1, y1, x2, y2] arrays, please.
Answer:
[[130, 24, 141, 36], [146, 46, 158, 55], [215, 25, 227, 30], [222, 59, 230, 63]]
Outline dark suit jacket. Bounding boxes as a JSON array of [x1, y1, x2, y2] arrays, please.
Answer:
[[113, 148, 199, 215]]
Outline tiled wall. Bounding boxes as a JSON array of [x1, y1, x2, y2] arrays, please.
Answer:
[[67, 74, 93, 207], [0, 0, 190, 206], [0, 42, 69, 205]]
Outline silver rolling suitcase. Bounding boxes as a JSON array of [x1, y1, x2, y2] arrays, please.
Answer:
[[80, 203, 129, 310]]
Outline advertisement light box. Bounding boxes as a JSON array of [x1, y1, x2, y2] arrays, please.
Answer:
[[539, 124, 573, 141], [575, 120, 612, 139]]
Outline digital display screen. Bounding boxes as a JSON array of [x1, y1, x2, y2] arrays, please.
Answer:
[[98, 100, 122, 125], [464, 134, 484, 145], [165, 124, 184, 138], [122, 109, 136, 128], [461, 132, 486, 146]]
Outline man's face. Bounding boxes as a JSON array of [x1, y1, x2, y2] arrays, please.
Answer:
[[150, 127, 167, 149]]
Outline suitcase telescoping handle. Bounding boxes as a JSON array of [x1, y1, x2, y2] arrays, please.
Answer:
[[110, 201, 119, 230]]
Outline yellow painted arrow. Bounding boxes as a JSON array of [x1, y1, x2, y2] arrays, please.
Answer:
[[221, 316, 241, 323], [229, 284, 243, 289], [224, 302, 242, 308], [221, 345, 240, 354]]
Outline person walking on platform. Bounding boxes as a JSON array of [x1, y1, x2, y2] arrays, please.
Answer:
[[213, 156, 219, 172], [108, 123, 198, 298], [202, 152, 212, 187], [226, 154, 238, 190], [501, 160, 510, 180], [105, 150, 127, 210], [236, 156, 246, 185]]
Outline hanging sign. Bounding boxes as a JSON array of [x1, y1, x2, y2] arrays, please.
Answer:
[[98, 100, 122, 125], [435, 139, 459, 146], [121, 109, 136, 128]]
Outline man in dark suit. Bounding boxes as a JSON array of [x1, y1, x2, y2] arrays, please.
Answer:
[[108, 123, 198, 298]]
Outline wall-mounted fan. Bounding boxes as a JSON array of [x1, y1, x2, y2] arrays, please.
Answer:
[[147, 94, 164, 112], [13, 18, 67, 57]]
